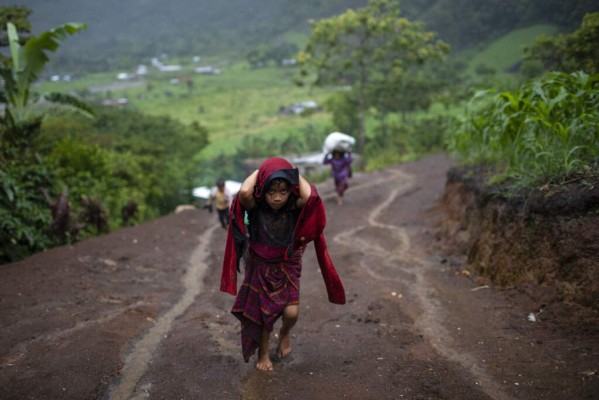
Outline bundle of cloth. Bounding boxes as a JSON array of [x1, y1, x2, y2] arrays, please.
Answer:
[[323, 131, 355, 154]]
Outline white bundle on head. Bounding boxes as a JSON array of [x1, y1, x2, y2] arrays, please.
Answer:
[[323, 132, 356, 153]]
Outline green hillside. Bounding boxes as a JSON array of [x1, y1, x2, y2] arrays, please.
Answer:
[[12, 0, 369, 72], [9, 0, 596, 73], [455, 24, 560, 84]]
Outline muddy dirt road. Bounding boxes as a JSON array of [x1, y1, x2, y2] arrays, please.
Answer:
[[1, 154, 597, 399]]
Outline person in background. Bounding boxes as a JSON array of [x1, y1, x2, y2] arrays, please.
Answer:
[[206, 179, 232, 228], [323, 150, 353, 205], [220, 157, 345, 371]]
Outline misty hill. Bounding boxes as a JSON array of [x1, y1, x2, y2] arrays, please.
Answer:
[[15, 0, 369, 71], [11, 0, 598, 72]]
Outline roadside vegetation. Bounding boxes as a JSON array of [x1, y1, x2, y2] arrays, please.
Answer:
[[446, 12, 598, 194], [1, 1, 597, 263], [446, 71, 598, 192]]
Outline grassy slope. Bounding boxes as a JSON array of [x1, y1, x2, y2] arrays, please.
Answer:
[[140, 65, 333, 158], [454, 24, 560, 84]]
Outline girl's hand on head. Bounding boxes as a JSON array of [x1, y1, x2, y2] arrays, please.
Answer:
[[296, 174, 311, 208], [239, 170, 259, 210]]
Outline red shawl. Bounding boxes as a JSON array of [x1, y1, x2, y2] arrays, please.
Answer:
[[220, 158, 346, 305]]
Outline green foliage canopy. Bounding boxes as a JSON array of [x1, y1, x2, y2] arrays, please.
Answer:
[[42, 107, 210, 218], [297, 0, 450, 154], [525, 12, 599, 75]]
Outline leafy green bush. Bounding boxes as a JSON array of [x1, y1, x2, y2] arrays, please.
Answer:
[[445, 71, 599, 189], [46, 137, 147, 231], [42, 107, 209, 217], [0, 161, 55, 263], [0, 105, 210, 264], [525, 13, 599, 75]]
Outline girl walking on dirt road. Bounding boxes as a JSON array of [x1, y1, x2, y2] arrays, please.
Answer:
[[220, 157, 346, 371]]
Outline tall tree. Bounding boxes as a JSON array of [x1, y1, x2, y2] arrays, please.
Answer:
[[296, 0, 449, 155]]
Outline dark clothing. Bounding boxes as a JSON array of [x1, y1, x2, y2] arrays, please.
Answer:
[[247, 202, 300, 259], [217, 208, 228, 228]]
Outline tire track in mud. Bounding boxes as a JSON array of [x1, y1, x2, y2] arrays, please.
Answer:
[[333, 168, 512, 400], [333, 169, 415, 286], [107, 224, 219, 400]]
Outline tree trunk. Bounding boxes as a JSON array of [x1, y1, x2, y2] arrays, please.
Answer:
[[357, 62, 367, 156]]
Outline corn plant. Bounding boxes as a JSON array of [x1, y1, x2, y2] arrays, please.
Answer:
[[446, 71, 598, 189]]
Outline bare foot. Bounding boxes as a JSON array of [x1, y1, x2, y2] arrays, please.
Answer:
[[255, 354, 273, 371], [276, 334, 292, 359], [255, 328, 273, 370]]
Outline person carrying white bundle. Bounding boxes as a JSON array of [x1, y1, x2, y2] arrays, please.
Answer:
[[322, 132, 355, 206], [322, 131, 355, 154]]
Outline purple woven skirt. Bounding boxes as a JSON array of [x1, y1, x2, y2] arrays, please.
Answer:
[[231, 249, 303, 362]]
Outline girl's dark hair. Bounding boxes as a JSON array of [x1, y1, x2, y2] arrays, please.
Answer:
[[266, 177, 286, 190]]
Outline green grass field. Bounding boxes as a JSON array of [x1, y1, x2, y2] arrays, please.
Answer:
[[40, 64, 336, 159], [454, 24, 559, 83]]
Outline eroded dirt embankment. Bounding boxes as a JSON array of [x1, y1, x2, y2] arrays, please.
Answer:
[[437, 166, 599, 323]]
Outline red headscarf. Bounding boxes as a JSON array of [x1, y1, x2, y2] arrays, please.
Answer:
[[253, 157, 300, 200]]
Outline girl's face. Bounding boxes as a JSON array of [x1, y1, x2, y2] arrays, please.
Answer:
[[265, 180, 291, 212]]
